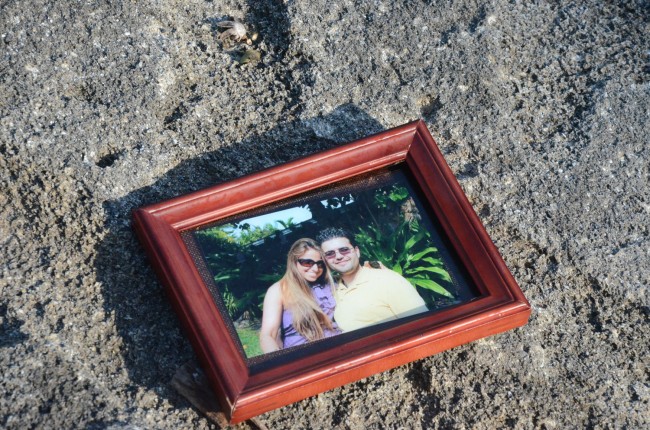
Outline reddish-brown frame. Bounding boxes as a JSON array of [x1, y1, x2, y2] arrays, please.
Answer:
[[132, 120, 530, 423]]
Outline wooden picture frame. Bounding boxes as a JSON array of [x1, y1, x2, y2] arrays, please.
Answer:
[[132, 120, 531, 423]]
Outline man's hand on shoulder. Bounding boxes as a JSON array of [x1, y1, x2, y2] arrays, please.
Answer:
[[363, 260, 387, 269]]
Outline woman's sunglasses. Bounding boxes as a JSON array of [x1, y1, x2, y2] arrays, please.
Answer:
[[297, 259, 326, 270], [323, 247, 353, 259]]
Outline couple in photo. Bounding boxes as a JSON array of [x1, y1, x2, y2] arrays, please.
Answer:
[[259, 228, 429, 353]]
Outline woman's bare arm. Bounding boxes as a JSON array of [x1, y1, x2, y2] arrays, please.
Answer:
[[259, 282, 283, 353]]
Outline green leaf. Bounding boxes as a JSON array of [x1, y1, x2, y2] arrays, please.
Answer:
[[388, 187, 409, 202], [413, 279, 454, 298], [422, 256, 444, 267], [392, 263, 403, 275], [411, 247, 437, 261], [257, 273, 280, 282], [402, 234, 420, 255], [408, 266, 452, 282]]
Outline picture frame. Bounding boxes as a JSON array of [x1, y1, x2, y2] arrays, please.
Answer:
[[132, 120, 531, 423]]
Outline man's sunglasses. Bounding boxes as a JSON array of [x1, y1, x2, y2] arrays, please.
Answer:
[[297, 259, 326, 270], [323, 247, 353, 259]]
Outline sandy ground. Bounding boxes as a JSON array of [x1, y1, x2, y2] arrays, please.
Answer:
[[1, 0, 648, 428]]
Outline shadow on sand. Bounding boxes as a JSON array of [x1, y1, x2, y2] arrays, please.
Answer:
[[94, 104, 384, 410]]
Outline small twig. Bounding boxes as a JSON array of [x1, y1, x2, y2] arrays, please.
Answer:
[[171, 361, 269, 429]]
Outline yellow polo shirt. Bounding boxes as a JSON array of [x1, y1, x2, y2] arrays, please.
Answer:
[[333, 266, 429, 332]]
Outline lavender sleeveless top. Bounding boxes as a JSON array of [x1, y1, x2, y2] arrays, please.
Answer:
[[281, 283, 340, 348]]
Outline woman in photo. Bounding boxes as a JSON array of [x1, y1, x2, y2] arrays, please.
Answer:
[[259, 238, 340, 353]]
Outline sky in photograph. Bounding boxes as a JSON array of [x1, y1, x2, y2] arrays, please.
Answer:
[[235, 205, 312, 232]]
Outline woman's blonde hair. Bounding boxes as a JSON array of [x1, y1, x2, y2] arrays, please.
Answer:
[[280, 238, 335, 341]]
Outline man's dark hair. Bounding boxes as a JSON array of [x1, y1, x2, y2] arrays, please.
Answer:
[[316, 227, 356, 247]]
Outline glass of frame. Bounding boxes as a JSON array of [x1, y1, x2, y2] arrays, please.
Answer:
[[132, 120, 530, 423]]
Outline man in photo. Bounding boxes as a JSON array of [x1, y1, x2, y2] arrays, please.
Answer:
[[317, 227, 429, 332]]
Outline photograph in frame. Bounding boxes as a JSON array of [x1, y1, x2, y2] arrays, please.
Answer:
[[132, 120, 531, 422], [182, 167, 481, 360]]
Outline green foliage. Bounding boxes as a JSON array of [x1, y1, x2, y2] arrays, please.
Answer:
[[194, 226, 269, 321], [194, 216, 305, 323], [220, 285, 239, 317], [195, 223, 237, 244], [274, 217, 295, 229], [355, 218, 455, 307], [211, 262, 249, 321], [236, 222, 278, 245], [373, 184, 409, 209]]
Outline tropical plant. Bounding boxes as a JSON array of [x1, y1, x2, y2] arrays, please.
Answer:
[[194, 224, 237, 245], [194, 226, 270, 321], [275, 217, 295, 229], [373, 184, 409, 209], [220, 284, 239, 318], [211, 265, 247, 320], [236, 222, 278, 245], [355, 219, 455, 306]]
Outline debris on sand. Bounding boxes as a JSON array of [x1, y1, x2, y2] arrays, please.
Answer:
[[217, 20, 247, 44]]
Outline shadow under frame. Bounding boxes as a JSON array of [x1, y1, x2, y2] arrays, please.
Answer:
[[132, 120, 531, 423]]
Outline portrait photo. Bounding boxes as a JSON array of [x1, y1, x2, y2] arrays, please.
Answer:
[[185, 168, 479, 359]]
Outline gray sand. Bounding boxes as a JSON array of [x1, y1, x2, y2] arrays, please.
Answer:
[[1, 1, 648, 428]]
